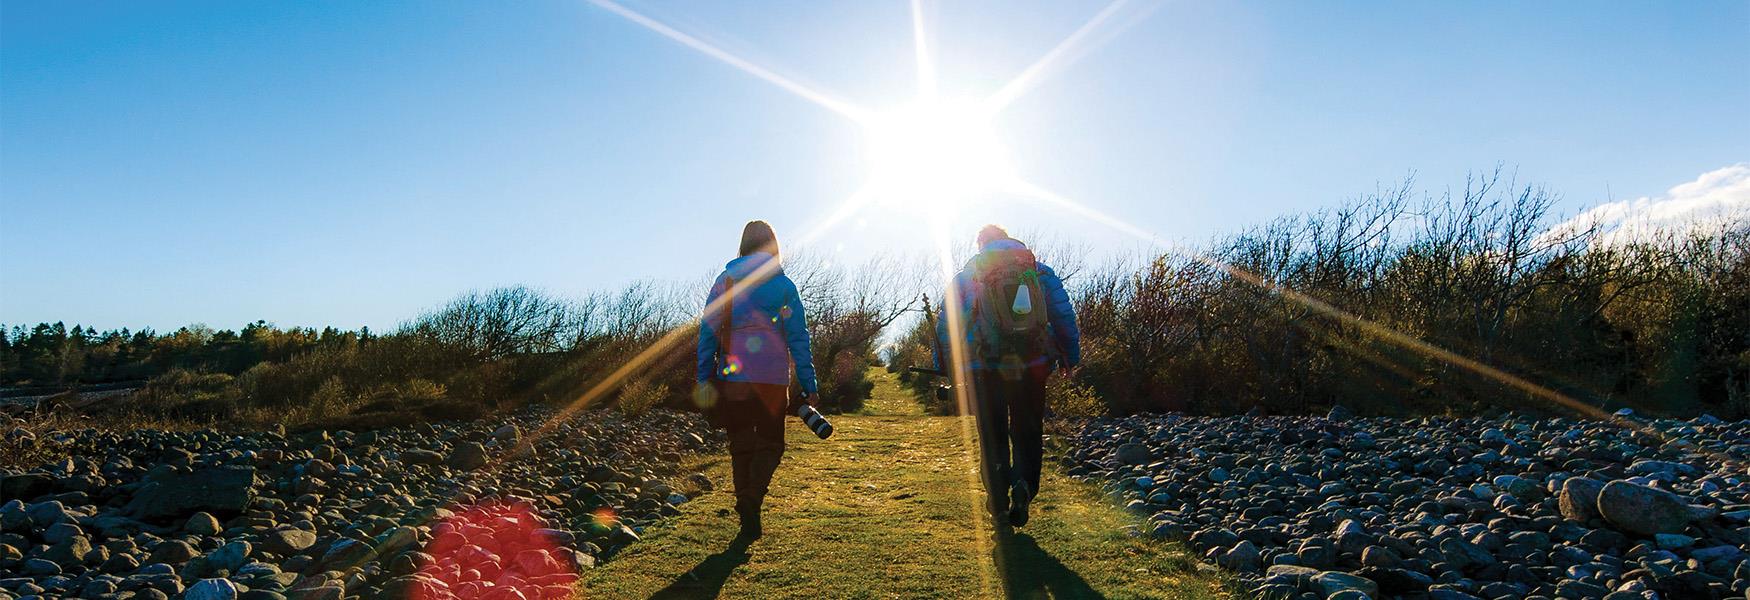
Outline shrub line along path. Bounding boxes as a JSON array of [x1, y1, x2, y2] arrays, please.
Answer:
[[577, 369, 1228, 599]]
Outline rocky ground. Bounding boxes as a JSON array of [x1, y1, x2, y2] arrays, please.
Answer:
[[1064, 408, 1750, 600], [0, 408, 720, 600]]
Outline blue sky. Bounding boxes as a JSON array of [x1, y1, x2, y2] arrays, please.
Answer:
[[3, 0, 1747, 331]]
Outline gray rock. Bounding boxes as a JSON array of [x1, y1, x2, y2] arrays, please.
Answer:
[[22, 557, 61, 575], [148, 540, 198, 564], [186, 578, 239, 600], [1559, 477, 1606, 522], [209, 540, 251, 572], [44, 534, 91, 567], [26, 500, 73, 525], [1360, 545, 1400, 568], [0, 499, 28, 532], [447, 441, 489, 470], [124, 466, 257, 521], [262, 528, 317, 554], [1654, 533, 1693, 549], [186, 512, 223, 535], [1597, 480, 1693, 536], [1556, 579, 1609, 598], [1690, 545, 1741, 562], [1313, 571, 1378, 598], [374, 526, 418, 555], [1221, 540, 1260, 570], [399, 449, 442, 466], [318, 538, 374, 568], [1439, 538, 1494, 570], [1627, 460, 1699, 478], [1266, 564, 1320, 584], [99, 551, 139, 573], [1116, 443, 1152, 465], [42, 521, 82, 544]]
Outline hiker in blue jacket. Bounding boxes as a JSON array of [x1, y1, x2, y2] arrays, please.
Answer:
[[697, 220, 819, 541], [935, 225, 1081, 527]]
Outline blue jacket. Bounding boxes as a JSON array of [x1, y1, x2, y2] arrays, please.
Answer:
[[696, 252, 818, 394], [935, 238, 1081, 371]]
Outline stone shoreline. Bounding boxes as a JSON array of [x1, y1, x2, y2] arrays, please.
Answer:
[[1063, 409, 1750, 600], [1, 408, 721, 599]]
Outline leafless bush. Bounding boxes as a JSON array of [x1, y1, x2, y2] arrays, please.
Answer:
[[788, 253, 922, 411], [409, 286, 579, 362], [1067, 172, 1750, 418]]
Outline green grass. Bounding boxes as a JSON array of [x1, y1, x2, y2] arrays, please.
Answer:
[[578, 369, 1229, 599]]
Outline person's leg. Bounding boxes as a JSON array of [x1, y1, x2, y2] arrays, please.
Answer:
[[972, 369, 1012, 519], [1008, 364, 1049, 525], [719, 383, 763, 533], [740, 384, 788, 538], [746, 385, 787, 498]]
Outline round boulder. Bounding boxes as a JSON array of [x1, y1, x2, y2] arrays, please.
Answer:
[[1597, 480, 1693, 536]]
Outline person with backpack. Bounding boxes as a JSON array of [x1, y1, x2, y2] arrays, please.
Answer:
[[696, 220, 819, 541], [935, 224, 1081, 528]]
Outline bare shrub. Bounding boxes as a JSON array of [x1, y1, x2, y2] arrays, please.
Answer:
[[789, 253, 921, 412], [1064, 171, 1750, 418], [1047, 376, 1105, 418], [617, 378, 669, 416]]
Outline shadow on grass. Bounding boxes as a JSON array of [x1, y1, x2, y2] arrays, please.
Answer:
[[994, 529, 1104, 599], [645, 537, 752, 600]]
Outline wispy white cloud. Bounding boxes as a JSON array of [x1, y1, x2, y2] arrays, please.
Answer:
[[1549, 163, 1750, 245]]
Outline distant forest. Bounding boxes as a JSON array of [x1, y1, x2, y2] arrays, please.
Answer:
[[0, 321, 373, 388]]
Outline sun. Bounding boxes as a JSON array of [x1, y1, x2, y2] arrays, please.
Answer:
[[860, 98, 1014, 209]]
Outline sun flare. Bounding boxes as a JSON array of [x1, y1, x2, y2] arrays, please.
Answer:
[[861, 99, 1014, 209]]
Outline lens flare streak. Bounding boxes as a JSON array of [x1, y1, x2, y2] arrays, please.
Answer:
[[910, 0, 937, 99], [926, 216, 999, 595], [587, 0, 871, 121], [982, 0, 1146, 114]]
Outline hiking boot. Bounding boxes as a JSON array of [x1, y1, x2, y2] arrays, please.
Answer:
[[986, 494, 1009, 523], [1007, 480, 1032, 527], [736, 507, 763, 541]]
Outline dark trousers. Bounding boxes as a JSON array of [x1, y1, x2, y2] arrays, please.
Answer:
[[971, 364, 1048, 515], [718, 382, 788, 514]]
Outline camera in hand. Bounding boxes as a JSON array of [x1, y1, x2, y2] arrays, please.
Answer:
[[907, 367, 955, 405], [796, 398, 834, 440]]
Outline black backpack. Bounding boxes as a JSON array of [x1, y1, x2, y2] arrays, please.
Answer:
[[969, 247, 1053, 365]]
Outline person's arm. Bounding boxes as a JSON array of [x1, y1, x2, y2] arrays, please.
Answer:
[[781, 278, 818, 395], [697, 275, 727, 383], [1038, 262, 1081, 368]]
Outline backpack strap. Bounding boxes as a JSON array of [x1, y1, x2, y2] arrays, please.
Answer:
[[717, 276, 735, 380]]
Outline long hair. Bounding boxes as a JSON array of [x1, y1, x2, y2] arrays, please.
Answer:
[[739, 220, 780, 261]]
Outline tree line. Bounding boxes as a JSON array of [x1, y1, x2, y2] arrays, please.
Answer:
[[0, 321, 373, 388], [2, 256, 917, 428]]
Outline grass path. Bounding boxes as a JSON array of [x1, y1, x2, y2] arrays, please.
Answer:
[[577, 370, 1228, 599]]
